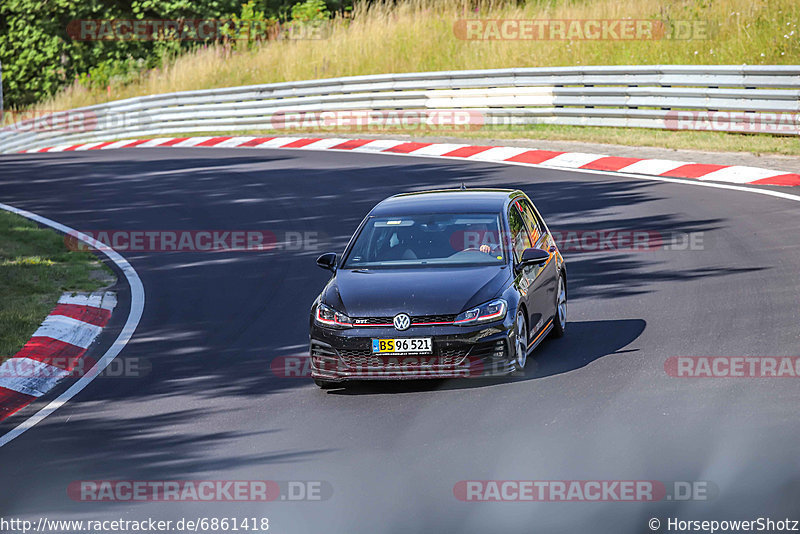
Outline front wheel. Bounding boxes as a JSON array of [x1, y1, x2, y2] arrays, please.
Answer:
[[550, 273, 567, 338], [511, 309, 528, 371]]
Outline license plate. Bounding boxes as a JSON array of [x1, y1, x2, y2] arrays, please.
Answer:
[[372, 338, 433, 354]]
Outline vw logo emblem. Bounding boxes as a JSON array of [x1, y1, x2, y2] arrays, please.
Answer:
[[393, 313, 411, 331]]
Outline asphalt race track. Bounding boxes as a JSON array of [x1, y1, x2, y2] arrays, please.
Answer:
[[0, 147, 798, 533]]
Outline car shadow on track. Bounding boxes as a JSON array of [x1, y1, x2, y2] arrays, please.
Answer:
[[324, 318, 646, 394]]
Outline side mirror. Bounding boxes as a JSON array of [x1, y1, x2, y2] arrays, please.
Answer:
[[516, 247, 550, 272], [316, 252, 337, 272]]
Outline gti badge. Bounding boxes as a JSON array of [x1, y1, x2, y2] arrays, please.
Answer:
[[393, 313, 411, 331]]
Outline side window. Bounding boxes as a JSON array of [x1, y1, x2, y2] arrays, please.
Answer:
[[517, 199, 544, 243], [507, 205, 533, 261]]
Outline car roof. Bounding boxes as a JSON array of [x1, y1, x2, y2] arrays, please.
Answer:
[[369, 189, 523, 216]]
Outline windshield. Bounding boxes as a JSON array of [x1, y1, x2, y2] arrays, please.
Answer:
[[343, 213, 506, 268]]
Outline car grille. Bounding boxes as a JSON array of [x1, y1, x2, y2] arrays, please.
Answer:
[[311, 343, 338, 357], [339, 344, 470, 367], [315, 339, 506, 370], [471, 339, 507, 360], [350, 314, 457, 326], [412, 314, 458, 324]]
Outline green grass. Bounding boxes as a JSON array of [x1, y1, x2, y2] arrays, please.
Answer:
[[0, 210, 115, 360]]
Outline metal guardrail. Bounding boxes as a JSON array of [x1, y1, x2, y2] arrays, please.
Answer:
[[1, 65, 798, 153]]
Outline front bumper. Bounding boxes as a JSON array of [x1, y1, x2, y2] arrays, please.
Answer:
[[309, 321, 515, 382]]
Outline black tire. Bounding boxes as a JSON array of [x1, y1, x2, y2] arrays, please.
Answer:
[[511, 309, 528, 372], [314, 378, 338, 389], [551, 272, 567, 338]]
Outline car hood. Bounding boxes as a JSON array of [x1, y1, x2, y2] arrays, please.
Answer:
[[322, 266, 511, 317]]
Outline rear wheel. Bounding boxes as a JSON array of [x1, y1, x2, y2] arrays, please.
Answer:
[[551, 272, 567, 338], [512, 309, 528, 371]]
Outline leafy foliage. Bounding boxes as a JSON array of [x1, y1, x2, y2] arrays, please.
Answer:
[[291, 0, 331, 22], [0, 0, 351, 109]]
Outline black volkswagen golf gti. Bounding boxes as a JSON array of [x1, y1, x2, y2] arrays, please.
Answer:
[[309, 188, 566, 388]]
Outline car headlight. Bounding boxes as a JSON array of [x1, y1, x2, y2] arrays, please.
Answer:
[[315, 302, 353, 328], [454, 298, 507, 326]]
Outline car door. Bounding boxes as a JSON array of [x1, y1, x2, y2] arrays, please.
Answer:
[[507, 203, 538, 343], [516, 197, 558, 333]]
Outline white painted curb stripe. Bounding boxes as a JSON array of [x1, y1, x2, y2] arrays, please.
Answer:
[[618, 159, 688, 175], [72, 141, 109, 151], [100, 140, 136, 150], [348, 139, 406, 152], [301, 138, 352, 150], [136, 138, 173, 148], [32, 315, 103, 349], [252, 137, 299, 148], [0, 360, 70, 397], [0, 291, 116, 400], [467, 146, 529, 161], [172, 137, 214, 148], [47, 145, 70, 152], [698, 165, 789, 184], [213, 136, 256, 148], [406, 143, 470, 156], [58, 291, 117, 311], [541, 152, 609, 169]]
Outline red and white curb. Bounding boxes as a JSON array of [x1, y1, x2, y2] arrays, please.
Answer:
[[21, 136, 800, 186], [0, 292, 116, 421]]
